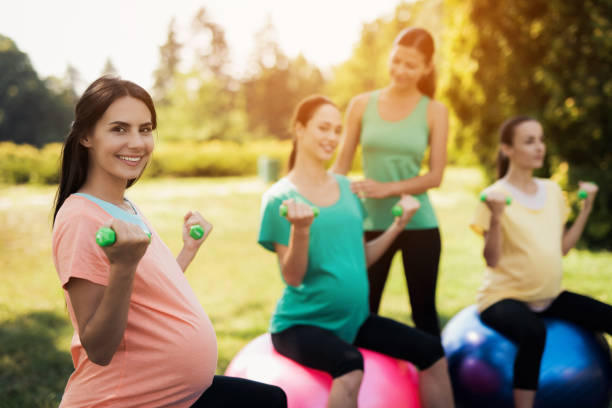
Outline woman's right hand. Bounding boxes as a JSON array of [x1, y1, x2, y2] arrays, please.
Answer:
[[282, 199, 316, 230], [100, 218, 150, 269], [482, 191, 508, 218]]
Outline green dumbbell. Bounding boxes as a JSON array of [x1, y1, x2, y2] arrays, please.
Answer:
[[189, 224, 205, 240], [578, 189, 588, 200], [480, 192, 511, 205], [391, 205, 403, 217], [95, 227, 152, 247], [279, 204, 320, 218], [95, 227, 116, 247]]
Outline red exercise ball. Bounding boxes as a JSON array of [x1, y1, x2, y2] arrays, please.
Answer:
[[225, 333, 422, 408]]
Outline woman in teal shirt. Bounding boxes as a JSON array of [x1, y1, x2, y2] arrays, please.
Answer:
[[258, 95, 454, 408], [332, 28, 449, 337]]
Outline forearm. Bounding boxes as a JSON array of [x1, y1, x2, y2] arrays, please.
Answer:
[[176, 246, 198, 273], [483, 217, 503, 267], [281, 228, 310, 286], [562, 205, 592, 254], [386, 171, 444, 197], [365, 221, 403, 267], [80, 266, 135, 365]]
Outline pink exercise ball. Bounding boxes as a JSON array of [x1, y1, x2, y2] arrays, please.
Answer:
[[225, 333, 422, 408]]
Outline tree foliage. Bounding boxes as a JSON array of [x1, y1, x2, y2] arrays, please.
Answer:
[[442, 0, 612, 247], [153, 8, 246, 142], [0, 35, 73, 146], [242, 18, 326, 139]]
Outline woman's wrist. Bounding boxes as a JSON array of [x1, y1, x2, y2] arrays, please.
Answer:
[[387, 181, 401, 197]]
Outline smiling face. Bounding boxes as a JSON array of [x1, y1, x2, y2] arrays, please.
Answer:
[[81, 96, 154, 186], [501, 120, 546, 170], [296, 103, 342, 163], [388, 45, 431, 89]]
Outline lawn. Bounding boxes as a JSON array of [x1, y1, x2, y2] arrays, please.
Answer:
[[1, 167, 610, 407]]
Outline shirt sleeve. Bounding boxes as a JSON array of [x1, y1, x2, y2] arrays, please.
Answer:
[[53, 212, 111, 288], [470, 200, 492, 236], [257, 191, 291, 252], [555, 182, 570, 223]]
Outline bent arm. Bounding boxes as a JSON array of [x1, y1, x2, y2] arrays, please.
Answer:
[[65, 267, 136, 366], [562, 204, 593, 255], [483, 217, 503, 267], [364, 221, 403, 267], [275, 226, 310, 287]]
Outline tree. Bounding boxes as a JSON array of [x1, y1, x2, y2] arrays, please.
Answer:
[[441, 0, 612, 247], [153, 18, 182, 104], [190, 7, 230, 82], [155, 70, 247, 142], [242, 17, 326, 139], [0, 34, 72, 145], [101, 57, 118, 77]]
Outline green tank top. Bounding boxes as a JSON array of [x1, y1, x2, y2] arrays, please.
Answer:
[[360, 90, 438, 231]]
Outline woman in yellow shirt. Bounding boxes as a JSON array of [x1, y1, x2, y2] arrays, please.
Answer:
[[471, 116, 611, 408]]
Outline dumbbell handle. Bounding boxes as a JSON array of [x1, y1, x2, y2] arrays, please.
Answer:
[[95, 224, 204, 247], [480, 193, 512, 205], [279, 204, 320, 218]]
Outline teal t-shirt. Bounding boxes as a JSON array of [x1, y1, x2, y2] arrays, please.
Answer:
[[258, 174, 370, 343], [360, 90, 438, 231]]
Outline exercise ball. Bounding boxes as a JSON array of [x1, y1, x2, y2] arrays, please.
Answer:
[[225, 333, 421, 408], [442, 305, 612, 408]]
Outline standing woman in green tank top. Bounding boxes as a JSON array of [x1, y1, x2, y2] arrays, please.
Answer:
[[332, 27, 448, 337]]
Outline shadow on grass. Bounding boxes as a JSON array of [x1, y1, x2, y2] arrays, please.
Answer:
[[0, 311, 73, 408]]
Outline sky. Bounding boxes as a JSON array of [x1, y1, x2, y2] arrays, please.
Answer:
[[1, 0, 405, 91]]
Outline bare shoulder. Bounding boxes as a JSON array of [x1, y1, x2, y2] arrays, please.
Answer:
[[347, 92, 372, 116], [427, 99, 449, 118]]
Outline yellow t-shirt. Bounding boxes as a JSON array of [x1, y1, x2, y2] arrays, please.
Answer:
[[470, 179, 570, 312]]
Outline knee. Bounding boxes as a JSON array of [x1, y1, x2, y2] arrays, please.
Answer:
[[519, 322, 547, 352], [332, 348, 364, 378], [418, 335, 446, 370], [334, 369, 364, 397]]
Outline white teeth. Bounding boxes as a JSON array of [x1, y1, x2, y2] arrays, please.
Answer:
[[119, 156, 141, 162]]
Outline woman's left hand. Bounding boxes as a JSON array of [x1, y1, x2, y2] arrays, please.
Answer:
[[578, 181, 598, 210], [182, 210, 213, 250], [350, 179, 393, 199]]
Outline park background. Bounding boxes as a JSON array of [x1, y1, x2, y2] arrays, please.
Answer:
[[1, 0, 611, 406]]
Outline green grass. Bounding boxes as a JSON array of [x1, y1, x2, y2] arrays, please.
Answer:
[[1, 167, 611, 407]]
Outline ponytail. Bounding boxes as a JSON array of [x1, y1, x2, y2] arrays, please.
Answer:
[[496, 150, 510, 179], [417, 69, 436, 98], [286, 139, 297, 173]]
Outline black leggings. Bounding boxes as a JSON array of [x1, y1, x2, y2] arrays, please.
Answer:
[[480, 291, 612, 390], [191, 375, 287, 407], [271, 314, 445, 378], [365, 228, 441, 337]]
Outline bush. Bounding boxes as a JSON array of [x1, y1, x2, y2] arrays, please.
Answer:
[[0, 139, 364, 185]]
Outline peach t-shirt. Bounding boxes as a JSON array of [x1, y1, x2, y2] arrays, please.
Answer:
[[53, 194, 217, 407]]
